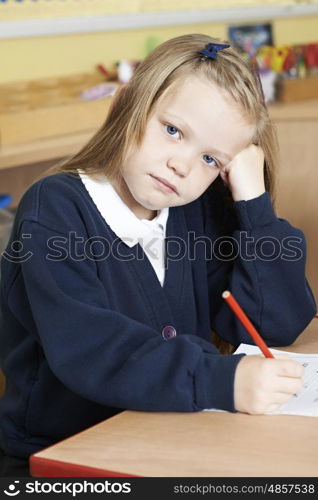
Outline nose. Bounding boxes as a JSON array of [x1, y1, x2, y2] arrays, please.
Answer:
[[167, 156, 192, 177]]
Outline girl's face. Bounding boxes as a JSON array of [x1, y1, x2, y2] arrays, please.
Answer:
[[114, 76, 255, 220]]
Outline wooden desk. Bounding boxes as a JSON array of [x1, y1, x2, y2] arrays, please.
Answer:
[[30, 320, 318, 478]]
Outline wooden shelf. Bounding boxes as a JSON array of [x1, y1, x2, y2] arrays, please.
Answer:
[[0, 130, 96, 170], [1, 98, 318, 171], [269, 98, 318, 121]]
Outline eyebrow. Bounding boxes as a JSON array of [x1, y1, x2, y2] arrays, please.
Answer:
[[161, 112, 232, 162]]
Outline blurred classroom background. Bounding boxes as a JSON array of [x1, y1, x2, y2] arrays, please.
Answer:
[[0, 0, 318, 299]]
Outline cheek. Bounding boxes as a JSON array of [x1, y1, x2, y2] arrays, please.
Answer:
[[123, 153, 145, 178], [132, 142, 161, 168], [199, 168, 220, 189], [185, 169, 219, 201]]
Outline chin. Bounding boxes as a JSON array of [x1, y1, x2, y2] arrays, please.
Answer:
[[135, 194, 163, 211], [140, 200, 163, 211]]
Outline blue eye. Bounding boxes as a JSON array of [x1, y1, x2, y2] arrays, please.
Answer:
[[166, 125, 180, 137], [203, 154, 218, 166]]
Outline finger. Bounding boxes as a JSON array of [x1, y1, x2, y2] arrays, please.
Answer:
[[273, 391, 299, 404], [219, 170, 229, 186], [274, 353, 291, 359], [275, 359, 304, 378], [266, 401, 289, 414], [266, 398, 290, 413], [266, 392, 297, 413], [275, 377, 304, 395]]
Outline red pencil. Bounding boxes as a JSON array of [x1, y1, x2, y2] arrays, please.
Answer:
[[222, 290, 274, 358]]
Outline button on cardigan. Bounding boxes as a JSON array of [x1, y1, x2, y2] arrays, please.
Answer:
[[0, 173, 315, 458]]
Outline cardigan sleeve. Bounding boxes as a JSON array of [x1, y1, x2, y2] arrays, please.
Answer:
[[7, 218, 244, 413], [205, 192, 316, 347]]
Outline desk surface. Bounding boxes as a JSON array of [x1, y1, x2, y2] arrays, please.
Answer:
[[30, 320, 318, 478]]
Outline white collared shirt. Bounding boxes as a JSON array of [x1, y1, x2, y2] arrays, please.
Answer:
[[79, 172, 169, 286]]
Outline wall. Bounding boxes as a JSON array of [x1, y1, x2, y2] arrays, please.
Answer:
[[1, 0, 318, 84]]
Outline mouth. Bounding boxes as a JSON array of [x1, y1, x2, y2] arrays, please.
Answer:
[[150, 175, 179, 195]]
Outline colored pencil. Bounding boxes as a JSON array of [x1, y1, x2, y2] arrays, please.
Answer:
[[222, 290, 274, 358]]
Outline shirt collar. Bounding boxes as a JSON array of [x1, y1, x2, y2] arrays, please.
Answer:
[[79, 171, 169, 247]]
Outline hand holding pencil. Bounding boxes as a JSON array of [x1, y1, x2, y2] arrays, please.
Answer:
[[222, 290, 304, 415]]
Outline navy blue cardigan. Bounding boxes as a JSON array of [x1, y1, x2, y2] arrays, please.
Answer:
[[0, 174, 315, 457]]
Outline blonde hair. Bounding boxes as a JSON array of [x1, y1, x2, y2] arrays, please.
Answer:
[[48, 33, 278, 201]]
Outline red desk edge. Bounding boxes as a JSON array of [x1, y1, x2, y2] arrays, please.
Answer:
[[30, 454, 138, 477]]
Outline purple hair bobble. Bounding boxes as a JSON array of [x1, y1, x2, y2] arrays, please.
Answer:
[[197, 42, 230, 60]]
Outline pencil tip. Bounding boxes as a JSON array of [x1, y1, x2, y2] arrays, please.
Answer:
[[222, 291, 230, 298]]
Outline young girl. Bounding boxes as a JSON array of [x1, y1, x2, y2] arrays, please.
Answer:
[[0, 34, 316, 473]]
